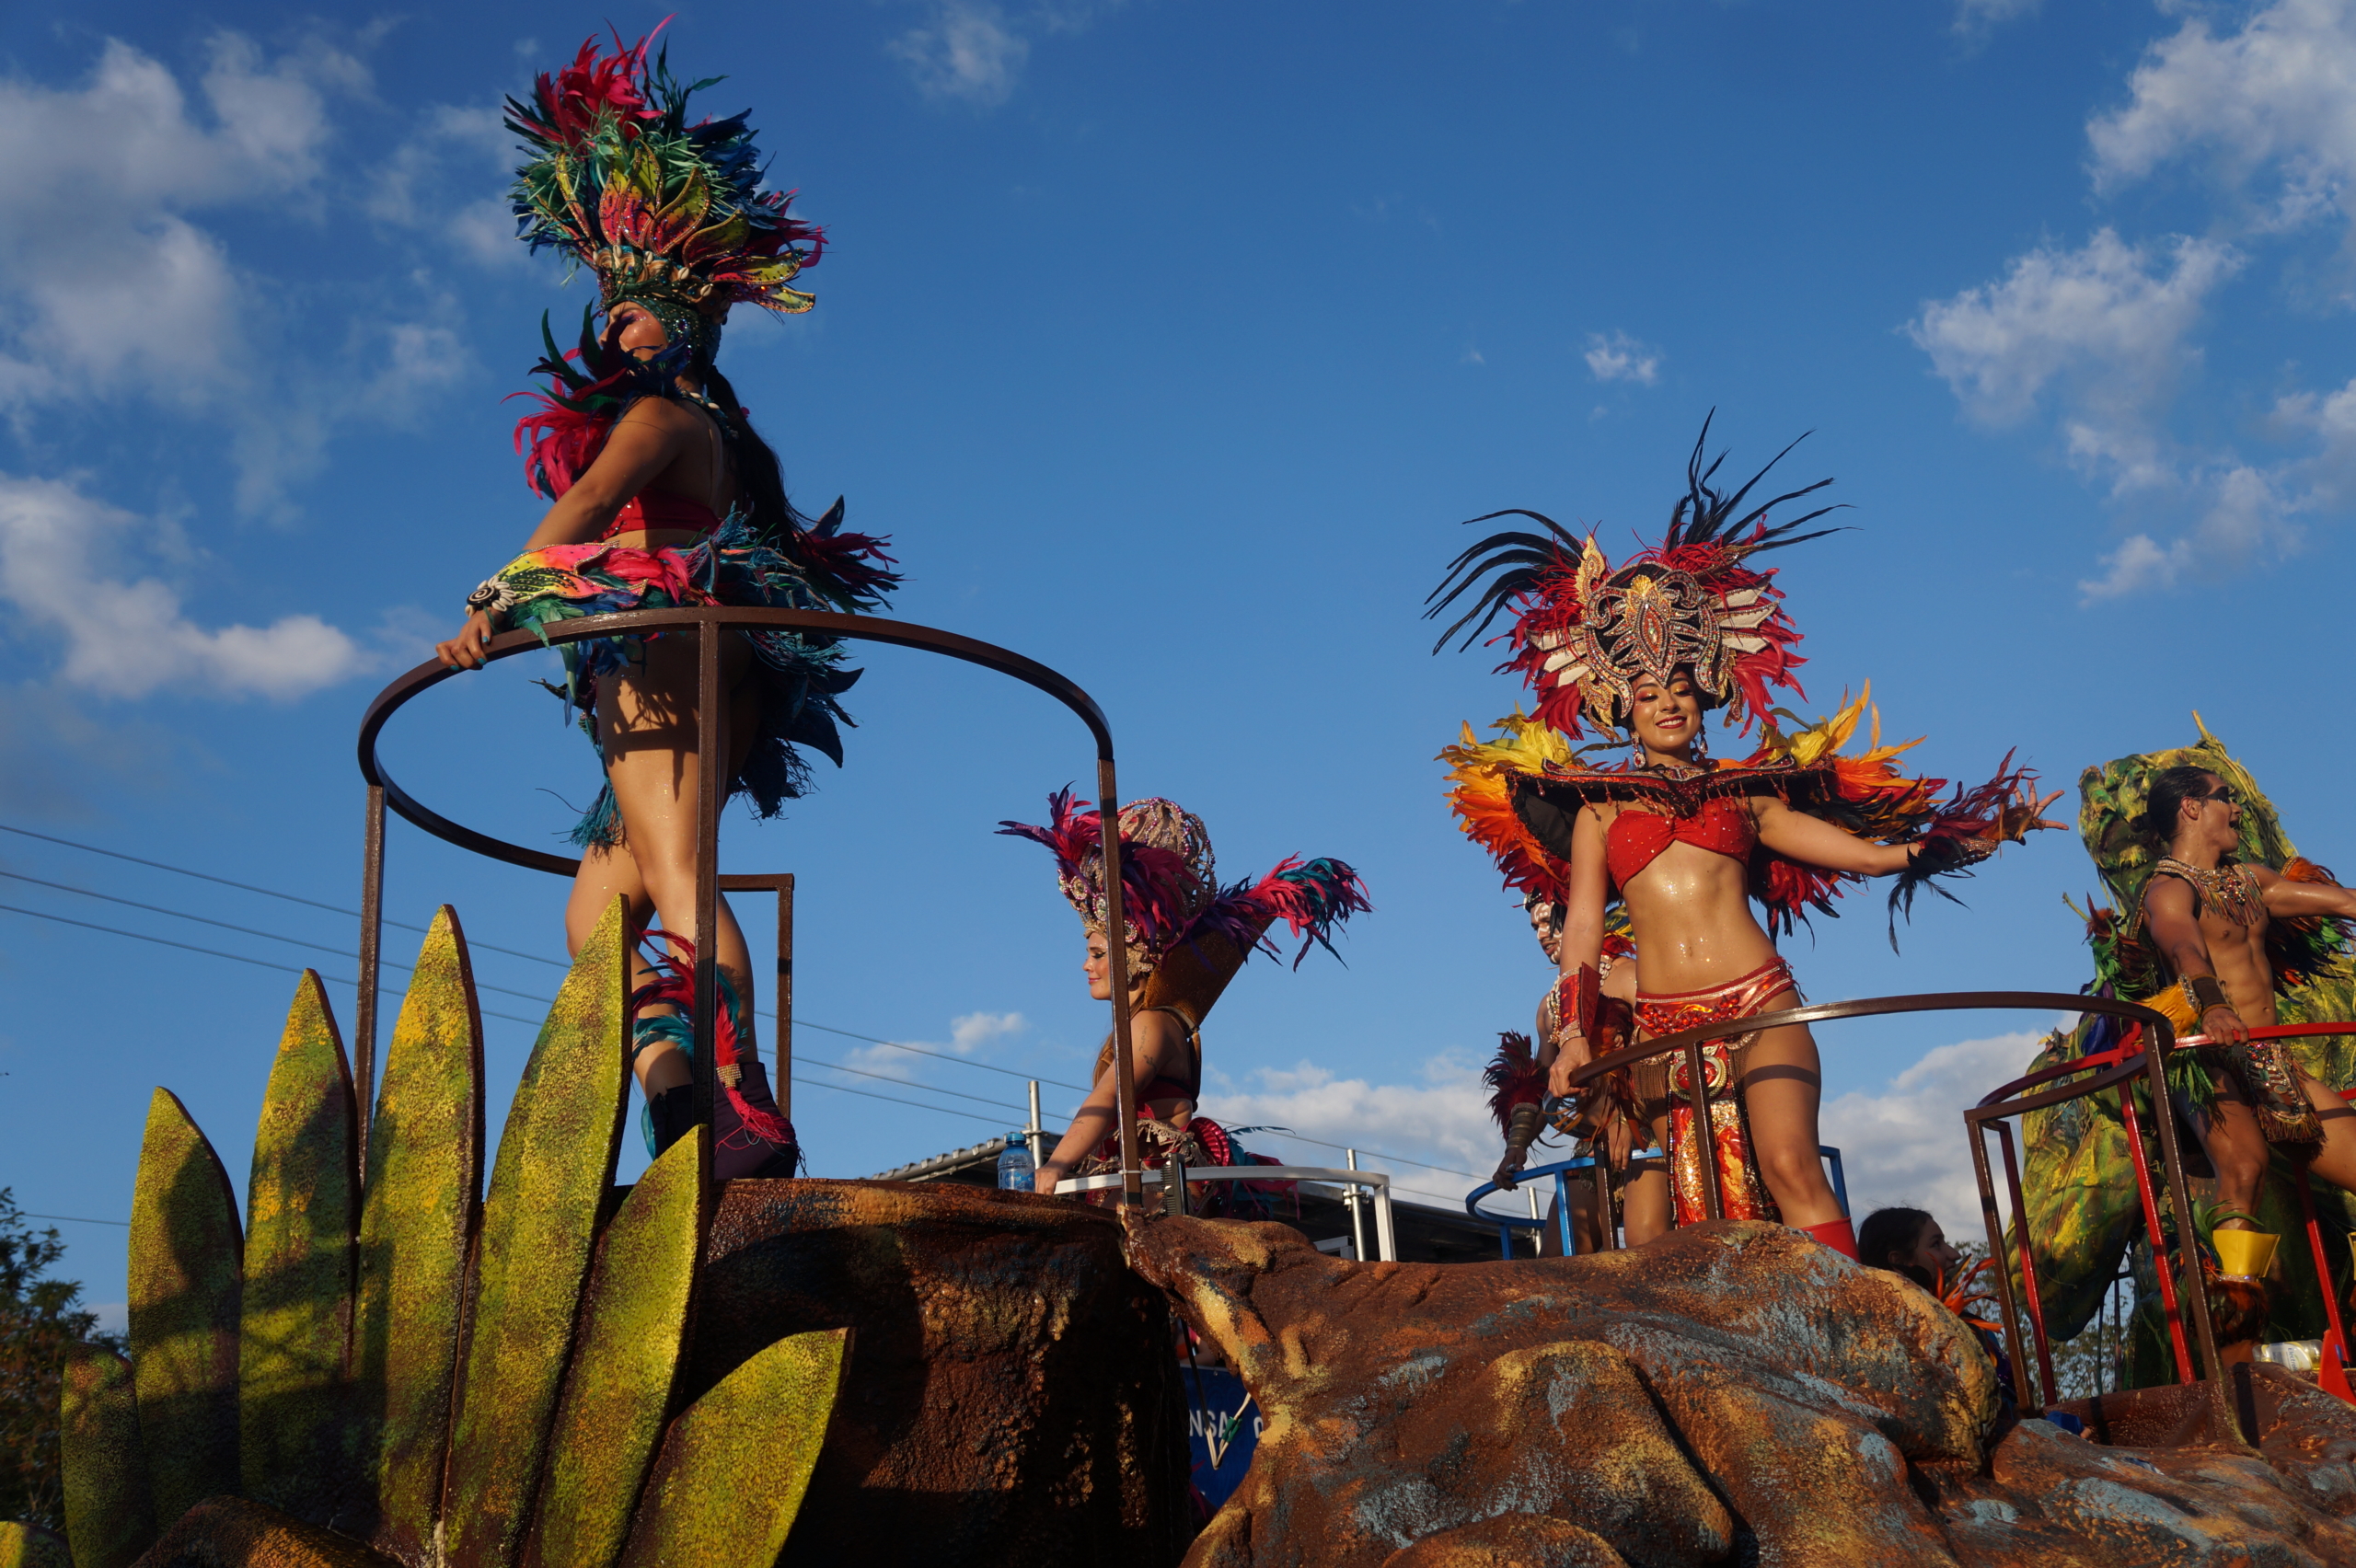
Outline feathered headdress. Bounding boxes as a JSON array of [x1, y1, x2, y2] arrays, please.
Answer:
[[506, 28, 825, 363], [1426, 415, 1843, 740], [998, 789, 1371, 1024]]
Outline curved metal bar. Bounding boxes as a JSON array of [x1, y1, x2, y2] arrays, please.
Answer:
[[353, 605, 1142, 1199], [356, 606, 1114, 876]]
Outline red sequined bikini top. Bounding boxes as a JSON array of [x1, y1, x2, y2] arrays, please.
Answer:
[[1605, 796, 1757, 887], [597, 490, 724, 542]]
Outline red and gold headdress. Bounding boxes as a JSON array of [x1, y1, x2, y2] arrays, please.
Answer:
[[1426, 417, 1842, 741]]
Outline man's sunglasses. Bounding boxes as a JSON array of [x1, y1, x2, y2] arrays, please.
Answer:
[[2198, 787, 2241, 807]]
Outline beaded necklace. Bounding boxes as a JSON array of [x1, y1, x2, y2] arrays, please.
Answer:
[[2153, 856, 2265, 928]]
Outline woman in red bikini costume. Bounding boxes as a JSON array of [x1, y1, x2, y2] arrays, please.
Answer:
[[1430, 420, 2059, 1256], [433, 32, 897, 1175], [999, 791, 1368, 1211]]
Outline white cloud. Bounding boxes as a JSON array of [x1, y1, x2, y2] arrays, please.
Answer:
[[1583, 329, 1662, 386], [2088, 0, 2356, 231], [1820, 1029, 2050, 1228], [1908, 229, 2237, 435], [951, 1010, 1026, 1052], [365, 103, 525, 270], [0, 473, 367, 700], [890, 2, 1032, 107], [1199, 1055, 1496, 1205], [1955, 0, 2039, 38]]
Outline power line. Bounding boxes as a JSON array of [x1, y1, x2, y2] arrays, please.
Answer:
[[789, 1019, 1091, 1093], [795, 1078, 1019, 1125], [0, 821, 567, 968], [1223, 1126, 1483, 1183], [0, 905, 547, 1030], [0, 871, 555, 1006], [24, 1213, 128, 1228]]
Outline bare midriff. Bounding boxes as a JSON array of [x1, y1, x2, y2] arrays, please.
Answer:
[[1597, 801, 1785, 995], [599, 529, 712, 551]]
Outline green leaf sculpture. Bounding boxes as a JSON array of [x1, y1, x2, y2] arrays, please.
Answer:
[[441, 896, 631, 1568], [524, 1127, 710, 1568], [55, 1343, 154, 1568], [240, 970, 359, 1526], [127, 1086, 243, 1528], [56, 895, 845, 1565], [354, 905, 485, 1562], [619, 1328, 850, 1568]]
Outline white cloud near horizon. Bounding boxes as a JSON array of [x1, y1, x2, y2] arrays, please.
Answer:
[[1198, 1028, 2056, 1223], [1583, 330, 1662, 386], [0, 472, 368, 699]]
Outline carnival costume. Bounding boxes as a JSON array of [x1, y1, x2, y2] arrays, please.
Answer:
[[462, 32, 901, 1179], [471, 31, 898, 851], [2075, 723, 2355, 1142], [1430, 422, 2048, 1233], [999, 789, 1369, 1214]]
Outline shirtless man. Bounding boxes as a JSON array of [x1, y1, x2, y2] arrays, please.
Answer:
[[2137, 765, 2356, 1233], [1494, 894, 1670, 1251]]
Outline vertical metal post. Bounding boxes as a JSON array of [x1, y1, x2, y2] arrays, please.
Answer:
[[355, 783, 386, 1175], [774, 878, 793, 1120], [1687, 1039, 1726, 1221], [1027, 1081, 1046, 1167], [1094, 756, 1142, 1205], [2142, 1029, 2223, 1384], [1969, 1116, 2042, 1412], [692, 612, 723, 1141], [1346, 1148, 1369, 1263]]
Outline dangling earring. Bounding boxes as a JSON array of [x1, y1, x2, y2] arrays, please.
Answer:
[[1691, 723, 1712, 765]]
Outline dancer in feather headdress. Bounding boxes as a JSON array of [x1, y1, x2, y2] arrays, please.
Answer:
[[434, 29, 897, 1176], [999, 790, 1369, 1213], [2061, 723, 2356, 1353], [1428, 416, 2061, 1256]]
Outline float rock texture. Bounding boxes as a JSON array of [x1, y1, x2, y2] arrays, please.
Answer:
[[690, 1178, 1193, 1565], [1126, 1214, 2356, 1566]]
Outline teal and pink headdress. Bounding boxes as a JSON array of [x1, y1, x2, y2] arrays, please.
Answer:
[[506, 28, 825, 364]]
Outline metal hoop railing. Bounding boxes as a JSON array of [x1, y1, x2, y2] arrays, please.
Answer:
[[1464, 1146, 1847, 1260], [1557, 990, 2206, 1415], [1973, 1017, 2356, 1416], [353, 605, 1157, 1198]]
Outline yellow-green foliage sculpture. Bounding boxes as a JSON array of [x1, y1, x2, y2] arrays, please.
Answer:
[[2015, 721, 2356, 1380], [29, 899, 844, 1568]]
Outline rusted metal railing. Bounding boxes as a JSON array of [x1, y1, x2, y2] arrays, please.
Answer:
[[355, 606, 1145, 1197], [1559, 991, 2228, 1417]]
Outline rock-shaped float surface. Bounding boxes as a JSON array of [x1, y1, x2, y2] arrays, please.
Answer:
[[690, 1178, 1192, 1563], [1126, 1214, 2356, 1566]]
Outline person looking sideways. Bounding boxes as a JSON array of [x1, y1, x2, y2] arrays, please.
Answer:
[[999, 791, 1368, 1211], [433, 31, 897, 1175], [2129, 766, 2356, 1245], [1858, 1206, 1962, 1289], [1430, 419, 2059, 1258]]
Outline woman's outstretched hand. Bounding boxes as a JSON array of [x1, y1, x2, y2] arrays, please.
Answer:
[[1992, 788, 2069, 843], [436, 610, 498, 671]]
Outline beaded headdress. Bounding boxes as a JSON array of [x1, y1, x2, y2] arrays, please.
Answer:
[[1426, 417, 1842, 741], [506, 29, 825, 367]]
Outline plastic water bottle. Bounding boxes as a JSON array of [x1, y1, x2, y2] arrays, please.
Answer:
[[997, 1133, 1036, 1192]]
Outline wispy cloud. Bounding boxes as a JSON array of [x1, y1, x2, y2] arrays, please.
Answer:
[[889, 1, 1032, 107], [1953, 0, 2039, 42], [1583, 330, 1661, 386], [951, 1010, 1026, 1052], [886, 0, 1130, 108], [1200, 1054, 1496, 1200], [0, 472, 368, 700], [1819, 1029, 2048, 1228]]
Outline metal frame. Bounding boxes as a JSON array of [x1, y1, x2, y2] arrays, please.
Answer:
[[1464, 1146, 1846, 1260], [1055, 1166, 1400, 1262], [355, 605, 1147, 1196], [1557, 990, 2222, 1417]]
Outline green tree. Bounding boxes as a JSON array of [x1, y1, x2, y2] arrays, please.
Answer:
[[0, 1188, 106, 1529]]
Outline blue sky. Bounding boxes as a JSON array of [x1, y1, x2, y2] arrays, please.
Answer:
[[6, 0, 2356, 1310]]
